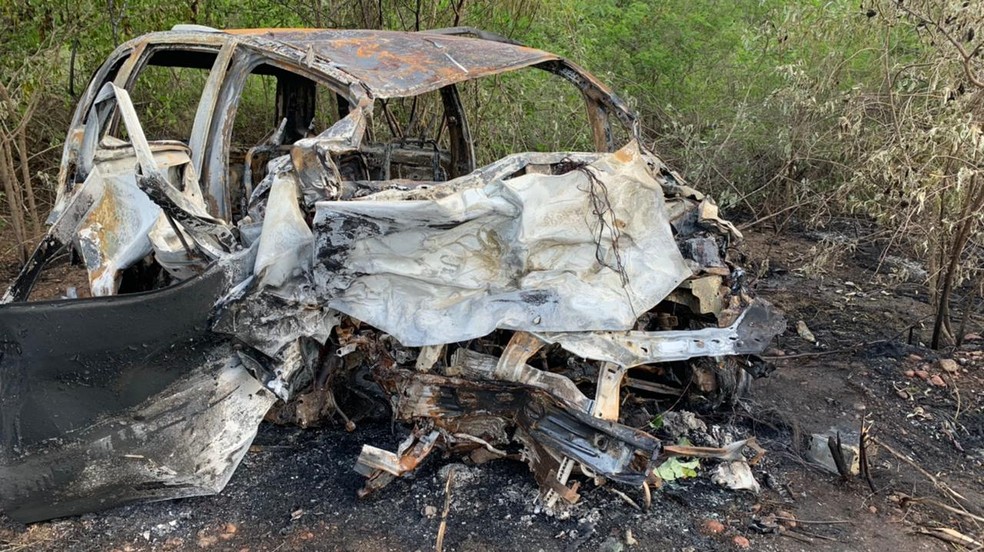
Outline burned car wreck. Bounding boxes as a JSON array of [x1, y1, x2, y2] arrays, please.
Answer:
[[0, 26, 784, 522]]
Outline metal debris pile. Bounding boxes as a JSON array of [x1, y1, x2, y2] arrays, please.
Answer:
[[216, 122, 785, 507]]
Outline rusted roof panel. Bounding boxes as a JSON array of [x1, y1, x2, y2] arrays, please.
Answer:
[[231, 29, 559, 98]]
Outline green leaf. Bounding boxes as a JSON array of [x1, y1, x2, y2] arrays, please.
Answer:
[[653, 457, 700, 481], [648, 415, 664, 430]]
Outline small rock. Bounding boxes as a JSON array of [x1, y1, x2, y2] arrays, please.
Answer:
[[776, 510, 796, 529], [929, 374, 946, 387], [597, 536, 624, 552], [938, 359, 959, 373], [907, 354, 923, 363], [733, 535, 751, 549], [196, 533, 218, 548], [796, 320, 816, 342], [625, 529, 638, 546], [219, 523, 237, 541], [423, 505, 438, 518], [753, 514, 780, 533], [142, 531, 151, 541], [903, 370, 915, 378], [964, 333, 982, 341], [915, 370, 930, 380], [701, 519, 726, 534], [868, 505, 878, 514]]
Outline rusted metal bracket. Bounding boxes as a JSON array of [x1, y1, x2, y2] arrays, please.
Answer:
[[355, 430, 441, 497], [446, 343, 591, 412], [663, 437, 766, 465]]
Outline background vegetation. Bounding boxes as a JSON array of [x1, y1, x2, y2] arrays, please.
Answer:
[[1, 0, 982, 346]]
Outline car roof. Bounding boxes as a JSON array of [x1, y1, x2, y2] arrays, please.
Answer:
[[138, 26, 560, 98]]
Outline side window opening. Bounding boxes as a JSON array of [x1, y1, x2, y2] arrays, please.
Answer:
[[233, 67, 343, 148], [227, 64, 342, 217], [121, 49, 218, 142], [28, 49, 222, 302], [460, 65, 600, 166]]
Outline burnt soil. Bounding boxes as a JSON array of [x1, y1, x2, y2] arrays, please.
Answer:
[[1, 222, 982, 552]]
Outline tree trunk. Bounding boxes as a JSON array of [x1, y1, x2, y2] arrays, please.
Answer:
[[0, 141, 29, 264], [16, 103, 41, 237], [931, 178, 984, 349]]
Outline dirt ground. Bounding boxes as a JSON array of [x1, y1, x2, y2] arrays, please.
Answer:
[[1, 221, 982, 552]]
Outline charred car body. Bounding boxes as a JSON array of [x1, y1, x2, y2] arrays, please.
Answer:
[[0, 26, 784, 522]]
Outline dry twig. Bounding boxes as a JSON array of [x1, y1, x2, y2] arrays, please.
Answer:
[[435, 467, 455, 552], [859, 415, 878, 494], [607, 487, 642, 511], [773, 517, 852, 525]]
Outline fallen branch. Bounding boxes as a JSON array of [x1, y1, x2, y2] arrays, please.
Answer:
[[779, 531, 813, 544], [914, 526, 981, 548], [738, 194, 825, 232], [790, 528, 841, 542], [903, 495, 984, 525], [869, 436, 975, 512]]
